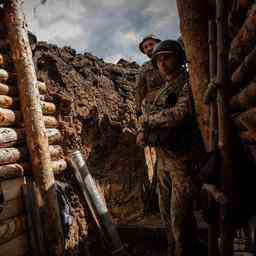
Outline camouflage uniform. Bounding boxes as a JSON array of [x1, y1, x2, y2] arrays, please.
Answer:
[[140, 70, 200, 256], [135, 60, 163, 118]]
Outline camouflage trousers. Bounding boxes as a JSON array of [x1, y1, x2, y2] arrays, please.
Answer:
[[157, 148, 197, 256]]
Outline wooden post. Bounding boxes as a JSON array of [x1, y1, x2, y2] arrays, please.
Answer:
[[208, 20, 218, 152], [207, 19, 220, 256], [4, 1, 64, 255], [176, 0, 210, 148], [216, 1, 235, 255]]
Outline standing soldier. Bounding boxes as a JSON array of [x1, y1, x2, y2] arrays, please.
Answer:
[[136, 34, 162, 114], [137, 39, 202, 256], [136, 35, 164, 214]]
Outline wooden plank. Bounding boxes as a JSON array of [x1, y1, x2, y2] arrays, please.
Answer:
[[51, 159, 67, 175], [234, 107, 256, 131], [36, 81, 47, 94], [0, 197, 25, 221], [0, 128, 25, 148], [0, 109, 59, 127], [0, 147, 28, 165], [230, 79, 256, 112], [216, 2, 235, 255], [0, 162, 30, 180], [22, 185, 37, 256], [0, 107, 22, 127], [231, 47, 256, 86], [6, 1, 64, 253], [0, 81, 45, 96], [0, 109, 58, 127], [0, 53, 12, 67], [239, 130, 256, 143], [229, 3, 256, 72], [49, 145, 63, 161], [0, 39, 9, 49], [0, 128, 61, 148], [207, 19, 219, 256], [41, 101, 56, 115], [22, 183, 47, 256], [0, 95, 19, 109], [43, 115, 59, 128], [0, 145, 63, 165], [176, 0, 210, 147], [0, 159, 67, 180], [0, 233, 28, 256], [0, 177, 26, 201], [0, 215, 27, 245], [0, 69, 9, 83], [0, 83, 17, 96], [47, 128, 62, 145]]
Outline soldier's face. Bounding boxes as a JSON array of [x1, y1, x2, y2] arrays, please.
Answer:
[[142, 39, 157, 58], [157, 53, 178, 75]]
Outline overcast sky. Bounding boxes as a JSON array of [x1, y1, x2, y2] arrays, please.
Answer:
[[24, 0, 180, 64]]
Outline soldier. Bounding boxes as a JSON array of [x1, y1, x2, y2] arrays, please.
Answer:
[[136, 35, 164, 214], [137, 39, 201, 256], [136, 34, 162, 117]]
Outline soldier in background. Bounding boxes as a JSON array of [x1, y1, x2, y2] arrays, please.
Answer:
[[136, 34, 162, 117], [137, 39, 202, 256]]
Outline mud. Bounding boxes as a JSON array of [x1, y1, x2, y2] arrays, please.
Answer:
[[33, 41, 148, 254]]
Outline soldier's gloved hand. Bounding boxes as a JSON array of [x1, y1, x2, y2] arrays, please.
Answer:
[[136, 132, 145, 146]]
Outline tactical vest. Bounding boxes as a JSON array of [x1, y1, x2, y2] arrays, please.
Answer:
[[144, 70, 201, 152]]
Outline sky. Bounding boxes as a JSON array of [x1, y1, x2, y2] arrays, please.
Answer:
[[24, 0, 180, 64]]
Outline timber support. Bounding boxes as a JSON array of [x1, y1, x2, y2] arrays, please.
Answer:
[[4, 0, 64, 254]]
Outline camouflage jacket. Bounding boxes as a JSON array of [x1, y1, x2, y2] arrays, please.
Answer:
[[135, 60, 164, 117], [139, 69, 200, 152]]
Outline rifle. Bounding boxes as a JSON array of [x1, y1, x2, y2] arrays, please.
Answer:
[[142, 102, 159, 215], [143, 146, 158, 215]]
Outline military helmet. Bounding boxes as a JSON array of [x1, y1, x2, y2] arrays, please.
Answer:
[[151, 39, 186, 68], [139, 34, 161, 53]]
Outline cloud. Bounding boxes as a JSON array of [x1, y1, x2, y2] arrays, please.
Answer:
[[23, 0, 180, 64]]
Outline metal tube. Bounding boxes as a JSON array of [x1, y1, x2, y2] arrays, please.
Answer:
[[69, 151, 127, 255]]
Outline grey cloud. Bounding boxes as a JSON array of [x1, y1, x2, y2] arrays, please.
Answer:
[[24, 0, 180, 64]]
